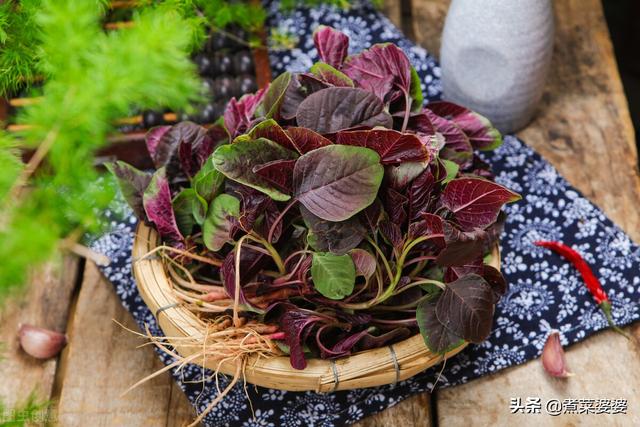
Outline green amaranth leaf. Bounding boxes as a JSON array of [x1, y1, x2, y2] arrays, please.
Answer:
[[192, 156, 224, 203], [247, 118, 296, 151], [172, 188, 207, 235], [262, 71, 292, 119], [441, 159, 459, 184], [203, 194, 240, 251], [309, 62, 354, 87], [212, 137, 298, 201], [311, 252, 356, 300], [409, 65, 424, 112]]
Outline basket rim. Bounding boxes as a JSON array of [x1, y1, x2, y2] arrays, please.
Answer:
[[132, 222, 500, 392]]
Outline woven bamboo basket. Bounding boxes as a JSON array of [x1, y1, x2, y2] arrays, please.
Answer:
[[132, 222, 501, 392]]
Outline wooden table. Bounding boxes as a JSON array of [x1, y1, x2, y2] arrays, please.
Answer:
[[1, 0, 639, 425]]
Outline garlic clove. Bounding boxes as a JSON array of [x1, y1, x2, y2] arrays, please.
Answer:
[[18, 324, 67, 360], [541, 330, 573, 378]]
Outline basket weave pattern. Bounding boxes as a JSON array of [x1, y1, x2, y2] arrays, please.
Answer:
[[133, 222, 500, 392]]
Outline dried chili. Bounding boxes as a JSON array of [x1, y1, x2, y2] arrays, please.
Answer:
[[534, 240, 629, 338]]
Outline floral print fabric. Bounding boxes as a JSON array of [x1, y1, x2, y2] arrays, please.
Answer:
[[89, 1, 639, 425]]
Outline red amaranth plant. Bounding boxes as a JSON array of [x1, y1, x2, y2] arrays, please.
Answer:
[[110, 26, 520, 369]]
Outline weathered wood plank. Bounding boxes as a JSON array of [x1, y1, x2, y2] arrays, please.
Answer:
[[381, 0, 403, 30], [0, 255, 79, 412], [55, 262, 195, 426], [354, 393, 432, 427], [437, 326, 640, 426], [408, 0, 640, 425], [409, 0, 451, 58]]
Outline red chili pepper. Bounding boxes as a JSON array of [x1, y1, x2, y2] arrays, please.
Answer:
[[534, 240, 629, 339]]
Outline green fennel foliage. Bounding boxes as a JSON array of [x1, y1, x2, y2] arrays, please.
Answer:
[[0, 0, 201, 299], [0, 0, 42, 96], [0, 393, 51, 427]]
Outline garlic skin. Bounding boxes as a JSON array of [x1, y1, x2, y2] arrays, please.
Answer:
[[18, 324, 67, 360], [541, 330, 573, 378]]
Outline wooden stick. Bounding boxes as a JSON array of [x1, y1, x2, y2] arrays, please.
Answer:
[[110, 0, 138, 9], [104, 21, 135, 30], [7, 111, 179, 133], [9, 97, 43, 107]]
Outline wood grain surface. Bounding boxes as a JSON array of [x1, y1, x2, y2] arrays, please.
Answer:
[[54, 262, 194, 426], [0, 255, 78, 419], [0, 0, 637, 426]]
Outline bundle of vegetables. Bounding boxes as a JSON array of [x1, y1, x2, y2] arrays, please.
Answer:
[[111, 26, 520, 370]]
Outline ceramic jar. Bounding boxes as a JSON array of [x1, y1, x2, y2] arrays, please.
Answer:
[[440, 0, 554, 133]]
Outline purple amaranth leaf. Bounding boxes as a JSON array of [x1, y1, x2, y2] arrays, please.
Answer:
[[296, 87, 392, 134], [301, 206, 366, 255], [147, 122, 216, 184], [286, 127, 332, 154], [436, 221, 488, 267], [482, 265, 508, 302], [253, 159, 296, 194], [426, 101, 502, 151], [275, 306, 335, 369], [142, 168, 184, 247], [422, 109, 473, 168], [467, 154, 495, 179], [441, 178, 521, 231], [318, 328, 372, 359], [335, 129, 429, 165], [362, 198, 383, 231], [213, 137, 298, 201], [225, 182, 285, 243], [358, 328, 412, 351], [147, 122, 207, 168], [178, 139, 198, 178], [227, 183, 269, 231], [435, 274, 495, 343], [262, 200, 283, 243], [417, 300, 464, 354], [105, 161, 152, 220], [349, 248, 376, 280], [407, 212, 445, 246], [145, 125, 171, 162], [343, 43, 411, 104], [382, 186, 408, 225], [379, 219, 403, 253], [223, 88, 267, 138], [313, 25, 349, 68], [293, 145, 384, 222], [221, 251, 250, 306], [444, 259, 484, 283], [220, 248, 268, 311], [407, 166, 437, 222], [248, 119, 296, 151]]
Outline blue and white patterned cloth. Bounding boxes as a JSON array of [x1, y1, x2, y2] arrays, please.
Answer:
[[90, 2, 640, 425]]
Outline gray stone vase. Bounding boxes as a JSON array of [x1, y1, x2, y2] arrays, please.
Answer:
[[440, 0, 554, 133]]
